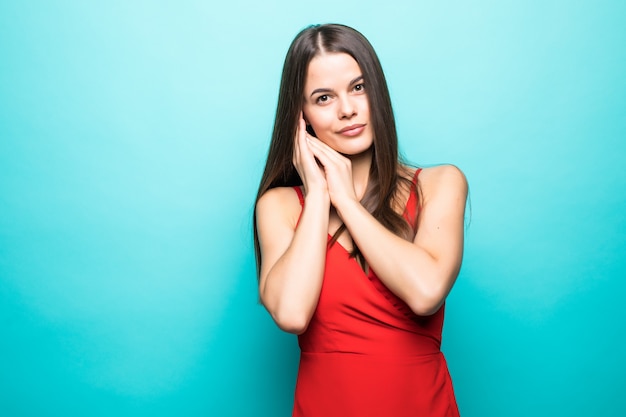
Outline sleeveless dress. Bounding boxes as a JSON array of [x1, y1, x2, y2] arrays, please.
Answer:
[[291, 169, 460, 417]]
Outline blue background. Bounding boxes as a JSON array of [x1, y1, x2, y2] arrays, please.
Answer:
[[1, 1, 625, 416]]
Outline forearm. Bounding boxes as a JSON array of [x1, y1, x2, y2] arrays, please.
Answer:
[[336, 200, 460, 315], [261, 190, 330, 333]]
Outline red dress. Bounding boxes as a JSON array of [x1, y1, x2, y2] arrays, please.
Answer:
[[291, 169, 460, 417]]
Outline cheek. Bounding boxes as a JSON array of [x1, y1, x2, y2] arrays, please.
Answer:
[[309, 106, 336, 127], [304, 111, 331, 137], [302, 106, 318, 128]]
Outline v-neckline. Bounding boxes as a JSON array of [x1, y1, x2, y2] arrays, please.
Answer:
[[327, 233, 371, 276]]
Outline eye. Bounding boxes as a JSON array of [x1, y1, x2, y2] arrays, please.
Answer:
[[353, 83, 365, 92], [316, 95, 330, 104]]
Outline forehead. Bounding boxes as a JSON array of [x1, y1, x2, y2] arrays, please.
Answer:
[[305, 52, 362, 90]]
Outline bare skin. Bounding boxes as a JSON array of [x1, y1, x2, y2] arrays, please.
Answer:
[[256, 53, 468, 334]]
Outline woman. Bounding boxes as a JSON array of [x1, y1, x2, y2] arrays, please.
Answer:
[[254, 24, 467, 417]]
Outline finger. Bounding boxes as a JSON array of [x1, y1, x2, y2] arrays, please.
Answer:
[[296, 119, 309, 157], [293, 123, 300, 165], [306, 141, 334, 170], [294, 118, 308, 169], [306, 137, 344, 165], [306, 136, 342, 158], [294, 121, 325, 182]]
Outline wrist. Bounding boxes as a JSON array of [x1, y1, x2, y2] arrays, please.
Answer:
[[333, 195, 361, 219], [304, 187, 331, 206]]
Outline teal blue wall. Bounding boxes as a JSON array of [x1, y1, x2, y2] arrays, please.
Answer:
[[1, 1, 624, 416]]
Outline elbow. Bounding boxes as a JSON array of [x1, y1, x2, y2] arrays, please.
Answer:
[[406, 286, 447, 317], [404, 267, 459, 316], [261, 294, 310, 334], [409, 299, 443, 317], [272, 310, 310, 334]]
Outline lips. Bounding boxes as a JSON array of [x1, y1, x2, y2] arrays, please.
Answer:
[[338, 124, 366, 136]]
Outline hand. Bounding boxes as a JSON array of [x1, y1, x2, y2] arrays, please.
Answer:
[[305, 135, 359, 210], [292, 114, 328, 196]]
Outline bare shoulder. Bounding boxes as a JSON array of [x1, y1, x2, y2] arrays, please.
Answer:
[[418, 164, 468, 201], [256, 186, 302, 231]]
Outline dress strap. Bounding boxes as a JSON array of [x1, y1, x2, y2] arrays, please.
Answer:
[[292, 186, 305, 227], [293, 186, 305, 207], [403, 168, 422, 230], [412, 167, 422, 184]]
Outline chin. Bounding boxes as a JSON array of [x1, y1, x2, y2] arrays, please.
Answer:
[[339, 144, 374, 158], [319, 135, 373, 156]]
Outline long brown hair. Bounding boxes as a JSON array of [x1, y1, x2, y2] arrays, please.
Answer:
[[254, 23, 417, 275]]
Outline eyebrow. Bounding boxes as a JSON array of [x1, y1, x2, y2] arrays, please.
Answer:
[[309, 75, 364, 97]]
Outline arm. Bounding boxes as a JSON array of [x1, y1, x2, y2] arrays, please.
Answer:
[[256, 188, 329, 333], [305, 137, 467, 316], [338, 165, 467, 316], [256, 117, 330, 334]]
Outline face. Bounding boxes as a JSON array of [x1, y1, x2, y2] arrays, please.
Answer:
[[302, 52, 373, 156]]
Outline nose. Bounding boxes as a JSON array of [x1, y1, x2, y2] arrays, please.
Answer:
[[338, 95, 357, 119]]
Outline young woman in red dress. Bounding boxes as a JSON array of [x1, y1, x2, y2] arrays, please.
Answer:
[[254, 24, 468, 417]]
